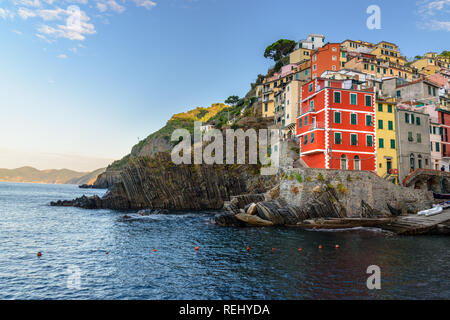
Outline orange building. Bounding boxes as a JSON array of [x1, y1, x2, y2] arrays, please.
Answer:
[[311, 43, 341, 79]]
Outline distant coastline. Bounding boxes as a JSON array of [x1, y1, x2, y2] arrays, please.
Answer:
[[0, 167, 105, 185]]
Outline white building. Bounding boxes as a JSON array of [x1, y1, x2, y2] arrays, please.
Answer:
[[295, 34, 325, 50]]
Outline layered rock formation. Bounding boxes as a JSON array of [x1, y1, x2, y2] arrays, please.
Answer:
[[54, 153, 277, 210], [215, 167, 434, 227]]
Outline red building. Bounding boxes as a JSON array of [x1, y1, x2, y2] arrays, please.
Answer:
[[311, 43, 341, 79], [438, 108, 450, 160], [296, 78, 376, 171]]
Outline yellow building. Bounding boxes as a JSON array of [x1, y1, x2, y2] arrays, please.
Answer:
[[371, 41, 406, 66], [376, 99, 399, 183], [289, 48, 312, 64], [340, 40, 374, 52]]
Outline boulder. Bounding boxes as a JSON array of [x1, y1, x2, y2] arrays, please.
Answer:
[[247, 203, 258, 215], [234, 214, 274, 227]]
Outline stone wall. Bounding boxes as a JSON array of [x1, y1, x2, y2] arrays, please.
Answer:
[[279, 167, 433, 217]]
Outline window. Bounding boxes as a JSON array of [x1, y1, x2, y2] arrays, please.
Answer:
[[379, 138, 385, 148], [334, 132, 342, 144], [410, 154, 415, 170], [378, 120, 383, 129], [411, 115, 415, 125], [351, 113, 357, 125], [378, 104, 383, 112], [265, 103, 268, 112], [388, 105, 393, 113], [304, 116, 308, 126], [436, 142, 441, 152], [390, 139, 396, 149], [354, 156, 361, 171], [334, 112, 341, 124], [298, 118, 302, 128], [367, 135, 373, 147], [310, 100, 314, 111], [366, 115, 373, 126], [416, 117, 421, 126], [417, 133, 422, 143], [428, 86, 432, 95], [304, 134, 308, 145], [334, 92, 341, 103], [350, 93, 357, 105], [332, 65, 336, 71], [313, 65, 317, 71], [418, 155, 423, 169], [365, 95, 372, 107], [332, 56, 337, 61], [341, 155, 347, 170], [351, 134, 358, 146], [405, 113, 410, 123], [408, 132, 413, 142], [309, 83, 313, 92], [311, 132, 315, 143], [433, 88, 436, 96], [388, 121, 394, 130], [396, 90, 401, 98]]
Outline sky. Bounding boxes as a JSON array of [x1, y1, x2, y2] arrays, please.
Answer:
[[0, 0, 449, 171]]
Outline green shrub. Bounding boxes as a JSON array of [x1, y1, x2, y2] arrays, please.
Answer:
[[295, 173, 302, 183], [317, 173, 325, 182]]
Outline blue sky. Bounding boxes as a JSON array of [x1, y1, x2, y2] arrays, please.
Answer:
[[0, 0, 449, 171]]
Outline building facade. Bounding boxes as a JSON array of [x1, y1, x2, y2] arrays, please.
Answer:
[[376, 99, 398, 182], [396, 106, 432, 182], [311, 43, 341, 79], [296, 78, 376, 171]]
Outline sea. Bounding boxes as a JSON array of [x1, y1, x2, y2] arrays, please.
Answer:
[[0, 182, 449, 300]]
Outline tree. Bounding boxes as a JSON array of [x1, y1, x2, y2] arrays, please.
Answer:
[[264, 39, 296, 63], [440, 51, 450, 58], [225, 95, 240, 106], [414, 55, 422, 60]]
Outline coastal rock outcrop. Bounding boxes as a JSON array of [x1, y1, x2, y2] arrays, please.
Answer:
[[215, 167, 434, 227], [53, 153, 277, 211]]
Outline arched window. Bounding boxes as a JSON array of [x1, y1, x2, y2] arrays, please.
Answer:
[[410, 154, 415, 171], [354, 156, 361, 171], [341, 155, 347, 170]]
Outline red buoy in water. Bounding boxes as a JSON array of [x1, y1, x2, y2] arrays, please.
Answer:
[[246, 246, 251, 252], [272, 248, 276, 252], [318, 245, 323, 249], [195, 246, 199, 251], [298, 248, 302, 252], [37, 252, 42, 257], [335, 245, 340, 249], [153, 249, 157, 252]]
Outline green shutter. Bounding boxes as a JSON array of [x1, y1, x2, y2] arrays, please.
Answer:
[[378, 104, 383, 112], [379, 138, 384, 148], [335, 112, 341, 123], [351, 134, 358, 145], [388, 121, 393, 130], [366, 115, 373, 126], [351, 114, 357, 125], [388, 105, 393, 113], [416, 117, 421, 125], [366, 95, 372, 106], [335, 132, 342, 144], [391, 139, 396, 149], [351, 94, 357, 105], [378, 120, 383, 129], [367, 135, 373, 146]]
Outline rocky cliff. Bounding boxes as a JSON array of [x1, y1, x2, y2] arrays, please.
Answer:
[[53, 153, 278, 210]]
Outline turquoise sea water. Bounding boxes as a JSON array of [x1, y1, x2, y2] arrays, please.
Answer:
[[0, 182, 449, 300]]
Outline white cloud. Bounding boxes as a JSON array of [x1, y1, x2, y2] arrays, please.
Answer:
[[417, 0, 450, 31], [12, 29, 23, 35], [134, 0, 156, 10], [96, 2, 107, 12], [107, 0, 125, 13], [0, 8, 15, 19], [57, 54, 67, 58], [18, 7, 37, 19], [14, 0, 42, 8]]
